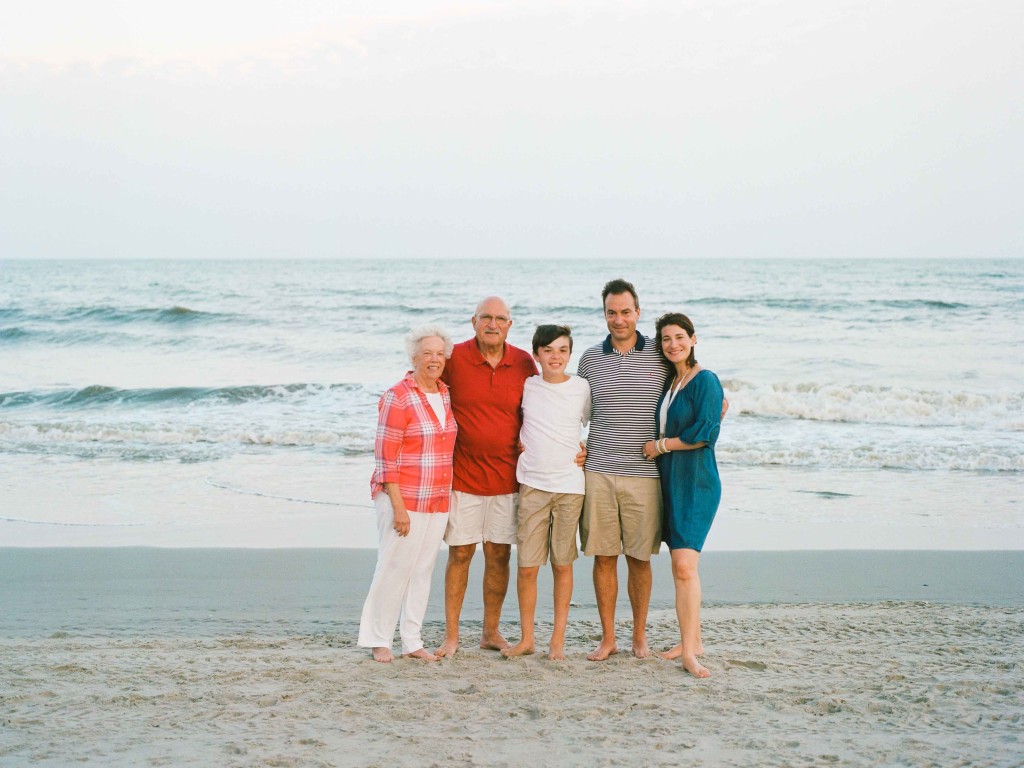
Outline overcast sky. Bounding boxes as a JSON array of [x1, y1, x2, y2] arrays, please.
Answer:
[[1, 0, 1021, 260]]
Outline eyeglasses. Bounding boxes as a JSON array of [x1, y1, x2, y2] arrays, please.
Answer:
[[476, 314, 510, 325]]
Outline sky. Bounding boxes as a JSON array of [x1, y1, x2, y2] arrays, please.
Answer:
[[1, 0, 1021, 260]]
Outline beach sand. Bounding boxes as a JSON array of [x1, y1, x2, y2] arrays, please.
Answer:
[[2, 550, 1023, 767]]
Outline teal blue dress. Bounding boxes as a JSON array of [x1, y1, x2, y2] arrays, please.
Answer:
[[655, 369, 723, 552]]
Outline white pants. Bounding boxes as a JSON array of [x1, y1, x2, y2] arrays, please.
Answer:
[[357, 494, 448, 654]]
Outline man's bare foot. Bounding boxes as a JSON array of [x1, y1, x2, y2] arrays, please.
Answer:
[[434, 637, 459, 658], [682, 654, 711, 678], [403, 648, 439, 662], [632, 639, 651, 659], [586, 640, 619, 661], [480, 633, 511, 651], [500, 641, 535, 658], [547, 642, 566, 661], [371, 647, 393, 663], [658, 643, 704, 660]]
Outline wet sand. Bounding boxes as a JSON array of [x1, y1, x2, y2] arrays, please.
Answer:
[[2, 549, 1022, 766]]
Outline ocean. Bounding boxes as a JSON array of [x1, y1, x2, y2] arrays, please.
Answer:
[[1, 258, 1021, 549]]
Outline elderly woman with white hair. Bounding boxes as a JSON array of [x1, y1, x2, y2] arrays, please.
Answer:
[[358, 324, 458, 663]]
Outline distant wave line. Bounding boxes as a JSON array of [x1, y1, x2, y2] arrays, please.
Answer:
[[683, 297, 974, 311], [66, 305, 236, 324], [204, 477, 373, 509], [0, 382, 372, 410], [0, 516, 144, 528]]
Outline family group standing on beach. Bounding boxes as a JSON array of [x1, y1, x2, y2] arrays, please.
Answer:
[[358, 279, 725, 678]]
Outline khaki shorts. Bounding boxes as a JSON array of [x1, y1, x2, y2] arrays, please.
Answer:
[[444, 491, 518, 546], [516, 485, 584, 568], [580, 472, 662, 560]]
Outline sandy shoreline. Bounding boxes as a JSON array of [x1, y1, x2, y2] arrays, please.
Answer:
[[2, 550, 1023, 766], [4, 455, 1022, 551]]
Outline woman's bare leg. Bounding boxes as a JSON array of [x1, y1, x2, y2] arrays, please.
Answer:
[[671, 548, 709, 678]]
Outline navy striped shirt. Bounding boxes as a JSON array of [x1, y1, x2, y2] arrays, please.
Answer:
[[576, 333, 667, 477]]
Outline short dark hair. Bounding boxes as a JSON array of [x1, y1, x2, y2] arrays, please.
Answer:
[[655, 312, 697, 368], [532, 324, 573, 354], [601, 278, 639, 309]]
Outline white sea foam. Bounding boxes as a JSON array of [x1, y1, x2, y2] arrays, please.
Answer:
[[0, 421, 374, 459], [718, 441, 1024, 473], [723, 380, 1023, 429]]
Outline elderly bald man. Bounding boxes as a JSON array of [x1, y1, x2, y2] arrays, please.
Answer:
[[434, 296, 538, 657]]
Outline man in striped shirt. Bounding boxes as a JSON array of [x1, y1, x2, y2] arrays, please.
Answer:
[[576, 278, 666, 661]]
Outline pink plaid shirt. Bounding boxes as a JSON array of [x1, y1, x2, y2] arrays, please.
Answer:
[[370, 372, 457, 513]]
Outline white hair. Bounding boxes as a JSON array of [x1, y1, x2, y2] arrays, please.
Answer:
[[405, 324, 454, 362]]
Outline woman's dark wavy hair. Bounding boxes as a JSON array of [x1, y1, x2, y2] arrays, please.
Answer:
[[655, 312, 697, 368]]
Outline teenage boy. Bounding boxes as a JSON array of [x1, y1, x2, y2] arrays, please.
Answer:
[[501, 325, 591, 661]]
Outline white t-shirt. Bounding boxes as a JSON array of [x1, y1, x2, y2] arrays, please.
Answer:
[[516, 375, 591, 494]]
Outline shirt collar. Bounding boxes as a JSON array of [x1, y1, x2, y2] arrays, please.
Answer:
[[468, 339, 512, 367], [601, 332, 645, 354], [404, 371, 448, 394]]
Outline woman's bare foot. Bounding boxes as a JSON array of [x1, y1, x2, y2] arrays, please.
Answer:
[[371, 647, 393, 663], [682, 654, 711, 678], [403, 648, 439, 661], [547, 642, 567, 661], [480, 633, 511, 651], [586, 640, 619, 661], [658, 643, 704, 661], [434, 637, 459, 658], [500, 640, 535, 658]]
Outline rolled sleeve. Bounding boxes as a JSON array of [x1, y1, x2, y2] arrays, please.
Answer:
[[374, 390, 406, 484], [676, 374, 723, 447]]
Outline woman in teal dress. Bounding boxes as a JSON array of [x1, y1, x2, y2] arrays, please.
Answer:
[[643, 312, 723, 678]]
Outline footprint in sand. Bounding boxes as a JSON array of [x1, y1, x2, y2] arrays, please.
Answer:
[[726, 659, 768, 671]]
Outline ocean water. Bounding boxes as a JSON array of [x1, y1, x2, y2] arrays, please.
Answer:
[[1, 258, 1022, 548]]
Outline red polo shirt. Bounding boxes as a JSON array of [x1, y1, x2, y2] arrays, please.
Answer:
[[442, 338, 538, 496]]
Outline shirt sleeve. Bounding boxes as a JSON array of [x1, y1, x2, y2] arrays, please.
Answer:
[[675, 373, 723, 447], [576, 351, 591, 381], [374, 389, 407, 484]]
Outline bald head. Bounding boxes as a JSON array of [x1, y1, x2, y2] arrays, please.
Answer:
[[472, 296, 513, 352], [474, 295, 510, 317]]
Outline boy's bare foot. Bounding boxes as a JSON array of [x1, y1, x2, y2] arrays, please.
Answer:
[[547, 642, 567, 661], [586, 640, 619, 661], [658, 643, 704, 660], [682, 654, 711, 678], [371, 647, 393, 663], [480, 633, 511, 651], [403, 648, 439, 662], [500, 641, 535, 658], [434, 637, 459, 658]]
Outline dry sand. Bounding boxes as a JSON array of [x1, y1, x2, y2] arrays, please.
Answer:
[[2, 551, 1023, 766]]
